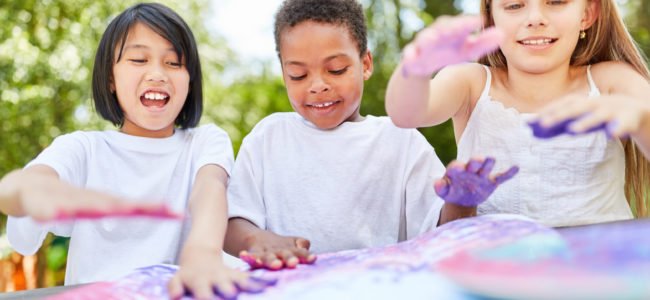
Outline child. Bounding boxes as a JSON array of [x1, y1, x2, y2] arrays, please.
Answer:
[[224, 0, 517, 270], [385, 0, 650, 226], [2, 3, 267, 299]]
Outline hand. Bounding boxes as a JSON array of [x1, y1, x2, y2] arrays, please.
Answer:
[[435, 157, 519, 207], [531, 94, 650, 139], [168, 245, 276, 300], [401, 15, 503, 78], [240, 231, 316, 270]]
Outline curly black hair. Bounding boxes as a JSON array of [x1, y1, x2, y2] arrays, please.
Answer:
[[274, 0, 367, 58]]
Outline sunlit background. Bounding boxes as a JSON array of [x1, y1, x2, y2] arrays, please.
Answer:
[[0, 0, 647, 291]]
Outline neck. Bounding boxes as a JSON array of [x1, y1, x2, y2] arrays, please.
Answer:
[[120, 122, 176, 138], [504, 65, 581, 105]]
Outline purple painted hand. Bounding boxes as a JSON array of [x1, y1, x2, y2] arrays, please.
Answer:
[[435, 157, 519, 207], [528, 117, 609, 139], [401, 15, 503, 77]]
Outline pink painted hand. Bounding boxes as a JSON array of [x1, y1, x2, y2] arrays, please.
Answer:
[[435, 157, 519, 207], [401, 15, 503, 78], [53, 203, 183, 221]]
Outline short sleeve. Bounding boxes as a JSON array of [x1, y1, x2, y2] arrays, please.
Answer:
[[227, 131, 267, 229], [192, 124, 235, 177], [7, 132, 88, 255], [403, 131, 446, 238]]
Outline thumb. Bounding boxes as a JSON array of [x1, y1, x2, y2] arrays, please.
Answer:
[[294, 238, 311, 250], [434, 178, 450, 198]]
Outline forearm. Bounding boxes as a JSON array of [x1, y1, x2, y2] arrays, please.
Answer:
[[438, 203, 477, 226], [385, 63, 434, 128], [0, 170, 25, 216], [224, 217, 265, 256], [181, 167, 229, 257]]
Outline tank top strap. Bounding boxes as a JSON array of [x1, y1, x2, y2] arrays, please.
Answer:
[[478, 64, 492, 101], [586, 65, 601, 97]]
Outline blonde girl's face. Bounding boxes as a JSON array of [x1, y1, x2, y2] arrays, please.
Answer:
[[490, 0, 598, 73], [111, 22, 190, 138], [279, 21, 373, 130]]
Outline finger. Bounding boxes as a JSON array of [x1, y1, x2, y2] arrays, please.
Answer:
[[291, 247, 316, 264], [167, 274, 184, 300], [294, 237, 311, 250], [239, 250, 263, 269], [466, 158, 484, 173], [605, 120, 631, 139], [434, 178, 451, 198], [213, 281, 238, 300], [262, 253, 283, 270], [477, 157, 496, 177], [277, 250, 299, 269], [186, 279, 214, 300], [464, 27, 504, 60], [441, 15, 483, 40], [568, 112, 609, 134], [539, 96, 593, 127], [445, 160, 465, 178], [494, 166, 519, 184]]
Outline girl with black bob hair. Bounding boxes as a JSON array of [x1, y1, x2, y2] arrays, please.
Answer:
[[2, 3, 272, 299]]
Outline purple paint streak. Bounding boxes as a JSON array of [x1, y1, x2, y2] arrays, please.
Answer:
[[53, 205, 183, 221], [528, 118, 608, 139]]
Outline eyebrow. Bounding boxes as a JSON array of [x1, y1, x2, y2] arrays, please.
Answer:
[[284, 53, 349, 67], [123, 44, 176, 52]]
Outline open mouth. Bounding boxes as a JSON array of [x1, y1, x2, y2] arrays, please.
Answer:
[[517, 38, 558, 46], [140, 91, 170, 108], [307, 100, 341, 109]]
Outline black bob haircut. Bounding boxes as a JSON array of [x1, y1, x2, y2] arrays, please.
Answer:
[[92, 2, 202, 129], [274, 0, 367, 58]]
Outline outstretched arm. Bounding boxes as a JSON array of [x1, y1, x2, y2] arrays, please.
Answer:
[[168, 165, 275, 299], [386, 15, 503, 128], [533, 62, 650, 159], [0, 165, 171, 221], [437, 157, 519, 225], [225, 218, 316, 270]]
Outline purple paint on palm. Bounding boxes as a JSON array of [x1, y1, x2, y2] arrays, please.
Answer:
[[528, 118, 608, 139], [53, 205, 183, 221], [436, 158, 519, 207]]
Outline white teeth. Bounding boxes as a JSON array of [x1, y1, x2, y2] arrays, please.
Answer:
[[143, 92, 168, 100], [311, 101, 335, 108], [521, 39, 553, 45]]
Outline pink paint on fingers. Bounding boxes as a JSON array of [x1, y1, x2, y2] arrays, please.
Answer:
[[53, 205, 183, 221]]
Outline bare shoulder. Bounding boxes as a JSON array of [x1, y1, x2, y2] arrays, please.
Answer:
[[435, 63, 488, 100], [590, 61, 648, 94]]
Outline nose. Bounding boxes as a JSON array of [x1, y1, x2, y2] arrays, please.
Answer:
[[526, 6, 547, 28], [145, 63, 168, 83], [309, 76, 330, 94]]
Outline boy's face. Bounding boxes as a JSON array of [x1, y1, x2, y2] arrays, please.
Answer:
[[279, 21, 373, 130]]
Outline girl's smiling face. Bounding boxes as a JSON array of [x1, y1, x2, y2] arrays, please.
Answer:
[[111, 22, 190, 138], [491, 0, 598, 73], [279, 21, 373, 130]]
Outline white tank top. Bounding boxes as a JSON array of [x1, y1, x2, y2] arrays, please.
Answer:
[[457, 65, 633, 227]]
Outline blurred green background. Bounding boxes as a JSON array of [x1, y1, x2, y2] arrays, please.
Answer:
[[0, 0, 648, 289]]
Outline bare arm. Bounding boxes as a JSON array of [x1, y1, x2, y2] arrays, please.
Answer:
[[0, 165, 144, 221], [386, 15, 503, 128], [169, 165, 271, 299]]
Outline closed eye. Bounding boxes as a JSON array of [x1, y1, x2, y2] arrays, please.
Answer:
[[289, 74, 307, 81], [128, 59, 147, 64], [329, 67, 348, 75]]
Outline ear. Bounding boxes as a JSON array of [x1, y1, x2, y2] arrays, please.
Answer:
[[109, 75, 115, 93], [362, 50, 373, 80], [581, 0, 600, 30]]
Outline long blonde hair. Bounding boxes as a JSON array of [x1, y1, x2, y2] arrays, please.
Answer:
[[479, 0, 650, 217]]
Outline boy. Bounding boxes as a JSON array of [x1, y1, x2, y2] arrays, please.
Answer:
[[224, 0, 516, 270]]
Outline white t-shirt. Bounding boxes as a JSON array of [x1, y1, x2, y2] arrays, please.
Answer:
[[228, 113, 445, 253], [7, 124, 234, 284]]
